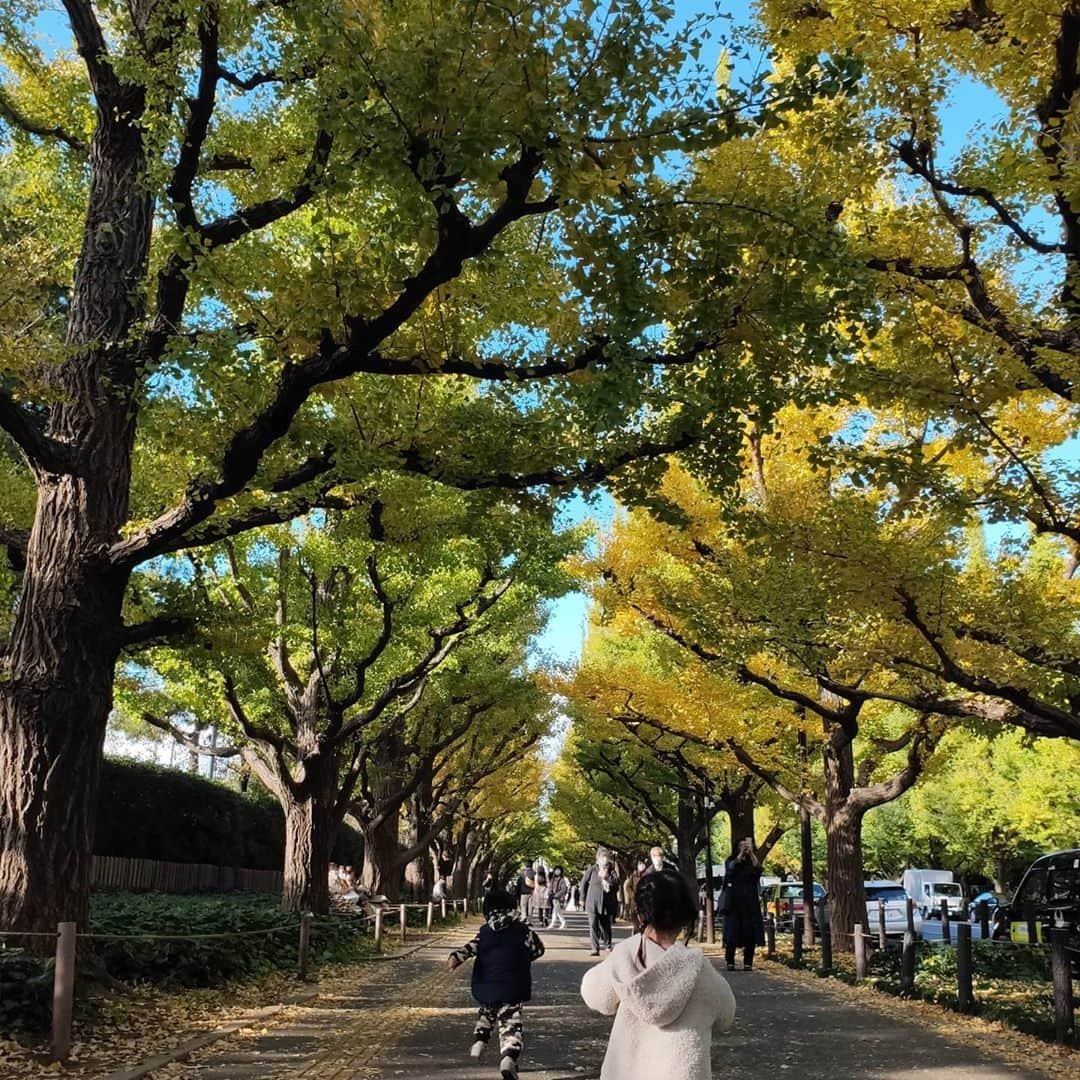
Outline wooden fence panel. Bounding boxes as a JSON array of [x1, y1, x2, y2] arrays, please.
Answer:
[[91, 855, 283, 895]]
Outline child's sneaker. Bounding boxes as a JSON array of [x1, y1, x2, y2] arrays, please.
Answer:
[[500, 1057, 518, 1080], [470, 1039, 486, 1059]]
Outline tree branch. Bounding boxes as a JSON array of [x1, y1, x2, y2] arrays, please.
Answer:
[[0, 389, 79, 474], [0, 86, 88, 152]]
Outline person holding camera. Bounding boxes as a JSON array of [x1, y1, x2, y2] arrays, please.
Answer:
[[722, 837, 764, 971]]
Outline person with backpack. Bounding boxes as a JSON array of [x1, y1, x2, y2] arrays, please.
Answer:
[[581, 868, 736, 1079], [448, 888, 545, 1080]]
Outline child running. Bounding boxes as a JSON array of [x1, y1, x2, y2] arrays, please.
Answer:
[[448, 887, 545, 1080], [581, 868, 736, 1080]]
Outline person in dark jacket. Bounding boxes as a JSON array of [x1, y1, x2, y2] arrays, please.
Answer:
[[581, 846, 620, 955], [448, 888, 545, 1080], [722, 837, 764, 971]]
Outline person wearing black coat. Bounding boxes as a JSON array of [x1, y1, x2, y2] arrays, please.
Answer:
[[722, 837, 765, 971], [449, 888, 545, 1080], [580, 846, 620, 955]]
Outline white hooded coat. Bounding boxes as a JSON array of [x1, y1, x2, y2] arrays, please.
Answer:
[[580, 934, 736, 1080]]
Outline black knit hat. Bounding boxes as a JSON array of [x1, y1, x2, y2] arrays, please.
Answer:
[[483, 888, 516, 917]]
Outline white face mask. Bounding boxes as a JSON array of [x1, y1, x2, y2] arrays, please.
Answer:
[[651, 856, 664, 870]]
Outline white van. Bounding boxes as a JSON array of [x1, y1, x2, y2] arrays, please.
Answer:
[[902, 868, 964, 918]]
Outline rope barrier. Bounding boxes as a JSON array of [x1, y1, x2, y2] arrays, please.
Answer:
[[0, 929, 60, 939], [77, 922, 296, 942]]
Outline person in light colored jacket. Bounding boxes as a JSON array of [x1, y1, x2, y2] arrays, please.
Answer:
[[581, 868, 736, 1080]]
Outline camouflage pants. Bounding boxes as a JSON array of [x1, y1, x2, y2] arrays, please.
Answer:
[[474, 1002, 524, 1060]]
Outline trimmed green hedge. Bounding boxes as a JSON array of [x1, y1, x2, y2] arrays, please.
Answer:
[[95, 758, 363, 870]]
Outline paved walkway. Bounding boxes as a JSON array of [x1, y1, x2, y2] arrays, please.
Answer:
[[166, 912, 1047, 1080]]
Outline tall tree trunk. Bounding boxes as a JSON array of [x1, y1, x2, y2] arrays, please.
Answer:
[[0, 474, 133, 937], [282, 795, 333, 914], [0, 85, 151, 937], [822, 732, 866, 952], [361, 812, 402, 899], [675, 789, 701, 886], [723, 789, 756, 856], [245, 742, 339, 915], [451, 828, 472, 899]]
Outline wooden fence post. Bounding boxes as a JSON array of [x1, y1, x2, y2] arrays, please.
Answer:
[[374, 906, 384, 951], [51, 922, 76, 1063], [978, 899, 990, 940], [956, 922, 973, 1014], [1051, 928, 1075, 1045], [793, 919, 804, 964], [441, 897, 447, 920], [854, 924, 867, 982], [298, 912, 312, 981], [877, 900, 887, 950], [820, 923, 833, 971], [901, 929, 916, 995], [399, 903, 407, 944], [426, 901, 434, 932], [766, 914, 776, 959], [940, 899, 951, 945]]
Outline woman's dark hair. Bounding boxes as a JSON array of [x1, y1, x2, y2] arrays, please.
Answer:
[[483, 888, 517, 917], [635, 868, 698, 934]]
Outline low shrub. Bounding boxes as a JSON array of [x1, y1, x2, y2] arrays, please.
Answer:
[[0, 951, 52, 1033], [0, 892, 379, 1036], [88, 892, 374, 987]]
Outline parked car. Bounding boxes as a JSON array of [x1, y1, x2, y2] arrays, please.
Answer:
[[993, 850, 1080, 973], [967, 890, 1005, 922], [864, 882, 924, 938], [817, 882, 924, 940], [901, 868, 965, 919], [762, 881, 825, 928]]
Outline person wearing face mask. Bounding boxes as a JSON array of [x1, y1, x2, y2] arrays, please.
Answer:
[[647, 847, 677, 875], [581, 847, 620, 955]]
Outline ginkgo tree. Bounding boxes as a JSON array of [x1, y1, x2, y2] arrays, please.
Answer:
[[555, 621, 791, 876], [119, 478, 574, 910], [0, 0, 862, 935]]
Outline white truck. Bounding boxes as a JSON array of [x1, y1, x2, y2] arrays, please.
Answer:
[[902, 868, 965, 919]]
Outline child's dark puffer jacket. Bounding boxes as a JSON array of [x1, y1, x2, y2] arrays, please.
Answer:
[[451, 911, 545, 1004]]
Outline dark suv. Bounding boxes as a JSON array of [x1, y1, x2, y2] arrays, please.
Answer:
[[993, 849, 1080, 972]]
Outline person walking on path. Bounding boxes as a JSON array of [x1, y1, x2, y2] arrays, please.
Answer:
[[549, 867, 569, 928], [581, 868, 736, 1080], [513, 860, 535, 921], [448, 888, 546, 1080], [529, 869, 550, 927], [722, 838, 764, 971], [647, 846, 678, 875], [581, 847, 620, 955]]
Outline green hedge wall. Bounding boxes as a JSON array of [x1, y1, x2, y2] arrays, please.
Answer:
[[95, 758, 363, 870]]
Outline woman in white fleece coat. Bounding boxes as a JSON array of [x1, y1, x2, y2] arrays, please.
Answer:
[[581, 868, 736, 1080]]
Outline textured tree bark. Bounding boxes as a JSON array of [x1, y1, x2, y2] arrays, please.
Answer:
[[674, 789, 703, 886], [280, 791, 334, 914], [822, 735, 866, 953], [723, 790, 757, 855], [361, 813, 402, 899], [0, 91, 150, 937]]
